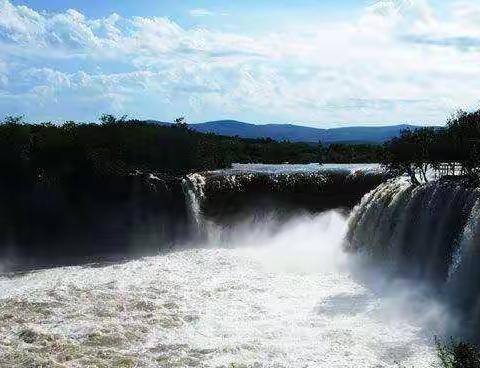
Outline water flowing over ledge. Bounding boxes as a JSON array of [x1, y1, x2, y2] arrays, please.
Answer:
[[345, 178, 480, 341], [0, 164, 387, 272], [182, 164, 386, 224], [0, 166, 473, 366]]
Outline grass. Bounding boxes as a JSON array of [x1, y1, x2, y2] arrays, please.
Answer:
[[436, 338, 480, 368]]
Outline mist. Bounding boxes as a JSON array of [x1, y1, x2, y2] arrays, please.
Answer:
[[0, 207, 454, 366]]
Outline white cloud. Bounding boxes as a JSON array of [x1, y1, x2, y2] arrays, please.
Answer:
[[189, 8, 215, 17], [188, 8, 228, 17], [0, 59, 7, 88], [0, 0, 479, 125]]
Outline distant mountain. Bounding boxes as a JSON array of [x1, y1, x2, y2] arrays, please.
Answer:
[[189, 120, 425, 144]]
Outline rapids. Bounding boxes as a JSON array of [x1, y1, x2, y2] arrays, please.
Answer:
[[347, 177, 480, 342], [0, 211, 447, 367]]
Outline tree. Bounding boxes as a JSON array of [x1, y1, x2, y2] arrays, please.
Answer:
[[174, 117, 189, 130], [446, 110, 480, 178], [383, 108, 480, 184], [2, 115, 24, 125], [383, 128, 436, 185], [99, 114, 128, 125]]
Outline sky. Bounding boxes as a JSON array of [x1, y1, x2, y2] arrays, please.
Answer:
[[0, 0, 479, 127]]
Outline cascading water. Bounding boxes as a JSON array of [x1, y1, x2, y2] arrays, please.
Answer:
[[0, 210, 447, 367], [182, 173, 207, 229], [346, 177, 480, 341], [180, 165, 387, 244], [183, 165, 388, 224], [0, 165, 461, 367], [181, 173, 223, 244]]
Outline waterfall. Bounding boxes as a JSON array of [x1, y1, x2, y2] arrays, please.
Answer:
[[346, 178, 480, 340], [181, 173, 207, 232], [180, 167, 387, 245]]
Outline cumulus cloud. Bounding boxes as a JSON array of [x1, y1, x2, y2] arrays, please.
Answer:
[[0, 0, 479, 124]]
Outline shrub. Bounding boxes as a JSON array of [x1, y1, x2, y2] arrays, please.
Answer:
[[436, 338, 480, 368]]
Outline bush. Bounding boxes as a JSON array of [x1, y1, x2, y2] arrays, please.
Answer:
[[436, 338, 480, 368]]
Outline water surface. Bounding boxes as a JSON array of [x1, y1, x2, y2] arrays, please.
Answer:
[[0, 211, 442, 367], [220, 163, 382, 175]]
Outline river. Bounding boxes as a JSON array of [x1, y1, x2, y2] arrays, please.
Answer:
[[0, 164, 465, 367]]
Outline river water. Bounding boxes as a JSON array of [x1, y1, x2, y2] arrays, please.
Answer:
[[0, 209, 448, 367]]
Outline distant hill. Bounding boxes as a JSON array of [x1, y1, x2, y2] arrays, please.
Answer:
[[147, 119, 431, 144], [188, 120, 426, 144]]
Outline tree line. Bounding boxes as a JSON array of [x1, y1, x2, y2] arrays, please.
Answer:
[[12, 109, 480, 189], [0, 114, 385, 187], [383, 109, 480, 185]]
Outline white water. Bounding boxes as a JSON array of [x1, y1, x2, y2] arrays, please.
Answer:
[[347, 178, 480, 342], [224, 163, 382, 175], [182, 173, 207, 230], [0, 211, 447, 367]]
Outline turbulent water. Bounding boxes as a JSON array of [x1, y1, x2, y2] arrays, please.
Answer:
[[0, 211, 448, 367], [183, 164, 387, 227], [3, 166, 476, 367], [347, 178, 480, 342]]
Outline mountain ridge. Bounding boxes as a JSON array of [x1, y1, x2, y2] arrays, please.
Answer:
[[189, 120, 428, 144], [146, 119, 433, 144]]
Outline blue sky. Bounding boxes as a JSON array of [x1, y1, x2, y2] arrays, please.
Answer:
[[0, 0, 479, 126], [13, 1, 361, 21]]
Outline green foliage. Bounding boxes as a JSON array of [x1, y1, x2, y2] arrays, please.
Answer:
[[383, 109, 480, 185], [99, 114, 128, 125], [383, 127, 436, 185], [0, 117, 341, 183], [323, 143, 383, 163], [445, 110, 480, 177], [174, 117, 189, 129], [0, 115, 388, 187], [436, 338, 480, 368], [2, 115, 24, 125]]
